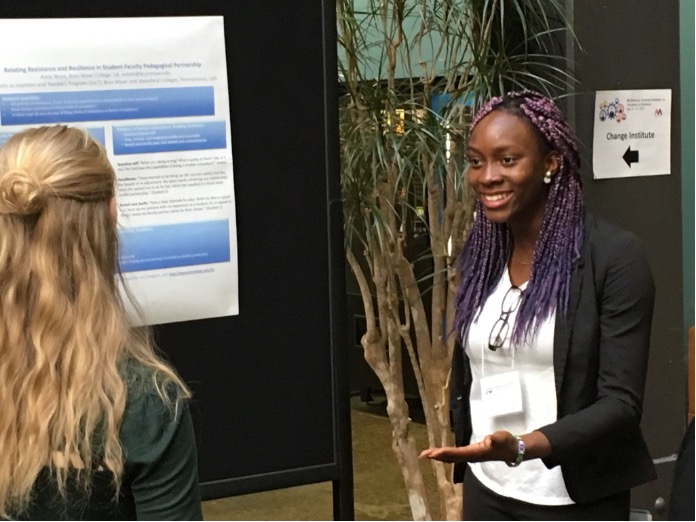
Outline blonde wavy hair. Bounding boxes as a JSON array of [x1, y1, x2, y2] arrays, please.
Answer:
[[0, 125, 189, 517]]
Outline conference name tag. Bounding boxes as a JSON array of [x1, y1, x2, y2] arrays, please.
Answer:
[[480, 371, 523, 417]]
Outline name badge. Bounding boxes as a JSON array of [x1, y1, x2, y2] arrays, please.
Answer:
[[480, 371, 524, 417]]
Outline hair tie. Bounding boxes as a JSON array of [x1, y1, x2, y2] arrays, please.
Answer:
[[0, 167, 47, 216]]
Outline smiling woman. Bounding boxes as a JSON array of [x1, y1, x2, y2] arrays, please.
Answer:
[[420, 91, 657, 520], [457, 92, 583, 338], [465, 109, 559, 243]]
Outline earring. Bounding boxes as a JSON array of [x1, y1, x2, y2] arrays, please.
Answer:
[[543, 170, 553, 184]]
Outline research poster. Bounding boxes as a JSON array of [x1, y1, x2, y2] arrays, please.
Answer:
[[592, 89, 671, 179], [0, 17, 239, 325]]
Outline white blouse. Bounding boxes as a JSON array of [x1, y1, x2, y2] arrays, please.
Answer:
[[465, 268, 573, 506]]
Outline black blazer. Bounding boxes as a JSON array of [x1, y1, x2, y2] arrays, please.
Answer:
[[451, 212, 657, 504]]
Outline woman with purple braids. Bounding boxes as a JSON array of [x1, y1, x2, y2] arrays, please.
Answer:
[[420, 91, 656, 520]]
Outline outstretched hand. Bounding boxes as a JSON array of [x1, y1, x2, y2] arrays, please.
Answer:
[[419, 431, 517, 464]]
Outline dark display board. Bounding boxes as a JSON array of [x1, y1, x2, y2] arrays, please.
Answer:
[[0, 0, 352, 517], [570, 1, 684, 519]]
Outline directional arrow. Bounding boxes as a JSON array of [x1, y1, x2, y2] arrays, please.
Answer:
[[623, 146, 639, 168]]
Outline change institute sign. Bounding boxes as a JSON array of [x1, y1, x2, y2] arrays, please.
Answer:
[[592, 89, 671, 179]]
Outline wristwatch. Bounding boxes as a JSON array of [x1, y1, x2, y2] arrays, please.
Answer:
[[506, 435, 525, 467]]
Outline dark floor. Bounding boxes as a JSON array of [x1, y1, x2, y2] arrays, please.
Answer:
[[201, 398, 439, 520]]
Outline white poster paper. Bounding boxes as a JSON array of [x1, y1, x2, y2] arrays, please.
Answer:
[[0, 17, 239, 325], [592, 89, 671, 179]]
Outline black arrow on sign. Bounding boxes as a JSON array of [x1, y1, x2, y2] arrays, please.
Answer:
[[622, 146, 639, 168]]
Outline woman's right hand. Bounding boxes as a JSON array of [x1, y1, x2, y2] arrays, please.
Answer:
[[419, 431, 518, 463]]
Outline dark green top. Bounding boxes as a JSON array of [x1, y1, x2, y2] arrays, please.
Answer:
[[15, 364, 202, 520]]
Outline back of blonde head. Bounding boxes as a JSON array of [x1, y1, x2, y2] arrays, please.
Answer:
[[0, 126, 188, 516]]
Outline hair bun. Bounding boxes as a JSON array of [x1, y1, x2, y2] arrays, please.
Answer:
[[0, 168, 47, 215]]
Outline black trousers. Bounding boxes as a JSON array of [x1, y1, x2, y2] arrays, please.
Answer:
[[462, 467, 630, 521]]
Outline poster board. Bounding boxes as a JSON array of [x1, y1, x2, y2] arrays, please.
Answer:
[[0, 16, 239, 325], [0, 0, 352, 517]]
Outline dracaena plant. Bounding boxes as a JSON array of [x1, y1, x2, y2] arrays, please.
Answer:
[[337, 0, 575, 518]]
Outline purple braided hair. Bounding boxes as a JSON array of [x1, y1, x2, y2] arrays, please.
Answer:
[[453, 90, 584, 345]]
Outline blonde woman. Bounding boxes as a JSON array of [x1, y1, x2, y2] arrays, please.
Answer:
[[0, 125, 201, 520]]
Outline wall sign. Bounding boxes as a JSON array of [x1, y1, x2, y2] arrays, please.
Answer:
[[592, 89, 671, 179]]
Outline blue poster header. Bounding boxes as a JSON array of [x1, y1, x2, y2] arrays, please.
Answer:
[[119, 219, 230, 273], [0, 86, 215, 125], [0, 125, 105, 147], [113, 121, 226, 154]]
